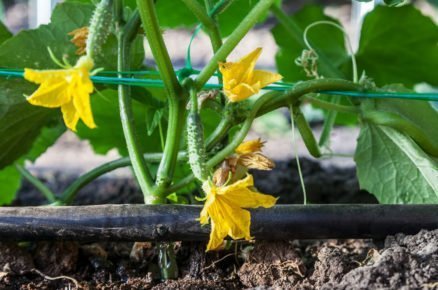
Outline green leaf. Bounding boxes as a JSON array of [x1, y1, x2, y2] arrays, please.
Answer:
[[0, 123, 64, 205], [356, 5, 438, 87], [374, 101, 438, 148], [0, 21, 12, 45], [145, 107, 165, 136], [0, 2, 144, 168], [0, 78, 57, 170], [23, 124, 66, 162], [0, 165, 21, 205], [76, 89, 162, 156], [383, 0, 407, 6], [271, 4, 349, 82], [156, 0, 197, 28], [355, 123, 438, 204], [157, 0, 273, 37]]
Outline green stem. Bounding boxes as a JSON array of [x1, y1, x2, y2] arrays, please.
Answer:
[[137, 0, 182, 97], [258, 79, 362, 116], [289, 105, 307, 205], [206, 92, 279, 169], [195, 0, 276, 89], [113, 0, 124, 29], [60, 152, 188, 205], [182, 0, 217, 33], [210, 80, 362, 166], [117, 12, 157, 203], [205, 114, 233, 151], [363, 111, 438, 157], [270, 5, 346, 149], [305, 95, 360, 114], [137, 0, 187, 193], [15, 164, 56, 204], [292, 105, 321, 158], [165, 174, 195, 194], [169, 79, 364, 193]]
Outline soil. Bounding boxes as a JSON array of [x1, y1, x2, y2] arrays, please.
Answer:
[[3, 159, 436, 289], [0, 230, 436, 289]]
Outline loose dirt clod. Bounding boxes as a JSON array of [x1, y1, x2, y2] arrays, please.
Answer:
[[324, 230, 438, 290]]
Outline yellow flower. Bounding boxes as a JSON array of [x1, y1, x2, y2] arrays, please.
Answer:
[[235, 138, 265, 155], [200, 174, 277, 251], [235, 138, 274, 171], [24, 56, 96, 131], [68, 27, 89, 56], [219, 48, 282, 102]]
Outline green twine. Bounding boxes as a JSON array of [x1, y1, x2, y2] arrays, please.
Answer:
[[0, 67, 437, 102]]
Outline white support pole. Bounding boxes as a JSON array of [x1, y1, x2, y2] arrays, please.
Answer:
[[28, 0, 58, 28], [351, 0, 375, 52]]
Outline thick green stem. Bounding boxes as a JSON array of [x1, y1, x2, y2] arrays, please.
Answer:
[[137, 0, 186, 193], [195, 0, 276, 89], [292, 105, 321, 158], [258, 79, 362, 116], [59, 153, 187, 205], [305, 95, 360, 114], [205, 115, 233, 151], [15, 164, 56, 204], [206, 92, 279, 168], [137, 0, 182, 98], [270, 4, 347, 149], [169, 79, 363, 193], [182, 0, 217, 33], [117, 12, 156, 203]]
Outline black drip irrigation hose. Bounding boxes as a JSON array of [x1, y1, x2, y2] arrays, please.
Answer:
[[0, 205, 436, 242]]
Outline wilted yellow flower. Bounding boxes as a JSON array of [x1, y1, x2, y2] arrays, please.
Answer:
[[236, 138, 265, 155], [24, 56, 96, 131], [200, 174, 277, 251], [235, 139, 274, 171], [68, 27, 89, 56], [219, 48, 282, 102], [238, 153, 275, 170]]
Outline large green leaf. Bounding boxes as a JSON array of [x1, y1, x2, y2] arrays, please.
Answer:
[[0, 124, 64, 205], [271, 4, 349, 81], [356, 5, 438, 87], [76, 89, 162, 156], [0, 165, 21, 205], [0, 2, 144, 169], [355, 123, 438, 204], [374, 99, 438, 148], [0, 79, 56, 169], [0, 21, 11, 45], [157, 0, 273, 37]]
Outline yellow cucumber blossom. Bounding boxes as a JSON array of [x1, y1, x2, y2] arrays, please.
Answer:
[[235, 138, 275, 170], [24, 55, 96, 132], [236, 138, 265, 155], [219, 47, 282, 102], [200, 174, 277, 251]]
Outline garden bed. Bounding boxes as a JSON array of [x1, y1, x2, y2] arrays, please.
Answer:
[[1, 160, 437, 289], [0, 230, 436, 289]]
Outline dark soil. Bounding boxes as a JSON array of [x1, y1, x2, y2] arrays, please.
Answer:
[[0, 230, 436, 289], [4, 158, 435, 289]]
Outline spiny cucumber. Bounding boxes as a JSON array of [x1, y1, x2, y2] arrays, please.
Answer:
[[187, 111, 208, 181], [86, 0, 113, 59]]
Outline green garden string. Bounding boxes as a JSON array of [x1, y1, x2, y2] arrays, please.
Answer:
[[0, 67, 437, 102]]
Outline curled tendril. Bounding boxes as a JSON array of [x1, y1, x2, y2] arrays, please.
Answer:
[[295, 49, 320, 79]]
